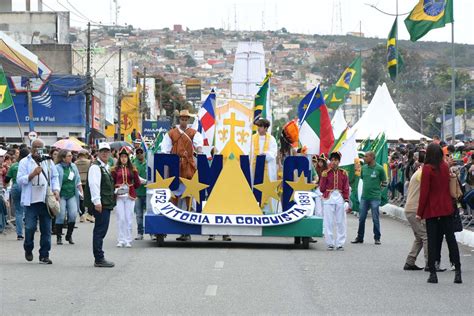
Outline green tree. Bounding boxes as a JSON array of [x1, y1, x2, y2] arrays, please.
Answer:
[[185, 55, 197, 67], [164, 50, 175, 59]]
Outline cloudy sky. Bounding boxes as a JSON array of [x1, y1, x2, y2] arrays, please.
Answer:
[[13, 0, 474, 44]]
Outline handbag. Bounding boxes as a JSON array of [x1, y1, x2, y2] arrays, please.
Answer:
[[452, 201, 463, 232], [449, 175, 462, 199], [42, 161, 60, 218]]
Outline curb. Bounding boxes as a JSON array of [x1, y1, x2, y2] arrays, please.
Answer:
[[381, 204, 474, 248]]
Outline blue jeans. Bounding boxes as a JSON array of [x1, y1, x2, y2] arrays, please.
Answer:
[[357, 198, 381, 241], [11, 184, 25, 237], [92, 208, 111, 262], [134, 196, 146, 235], [24, 202, 52, 258], [56, 196, 78, 224]]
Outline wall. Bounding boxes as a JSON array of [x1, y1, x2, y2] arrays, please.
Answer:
[[0, 11, 70, 44], [24, 44, 72, 74]]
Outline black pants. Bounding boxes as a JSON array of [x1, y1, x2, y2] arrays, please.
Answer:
[[426, 215, 461, 272], [92, 209, 111, 262]]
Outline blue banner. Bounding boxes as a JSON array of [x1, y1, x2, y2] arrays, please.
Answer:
[[142, 119, 171, 137], [0, 75, 86, 126]]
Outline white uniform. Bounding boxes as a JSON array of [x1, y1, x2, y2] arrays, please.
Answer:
[[250, 133, 278, 213], [323, 190, 347, 248]]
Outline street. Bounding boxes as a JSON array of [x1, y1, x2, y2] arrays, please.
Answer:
[[1, 213, 472, 315]]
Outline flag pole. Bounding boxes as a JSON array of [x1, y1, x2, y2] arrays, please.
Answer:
[[298, 85, 318, 129], [395, 0, 399, 110], [358, 20, 362, 120], [450, 21, 456, 143]]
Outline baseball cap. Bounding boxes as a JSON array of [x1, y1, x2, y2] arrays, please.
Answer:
[[98, 142, 111, 151]]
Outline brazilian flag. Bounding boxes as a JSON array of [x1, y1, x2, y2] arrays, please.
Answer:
[[252, 71, 272, 132], [405, 0, 453, 42], [387, 18, 404, 81], [324, 56, 361, 110], [0, 66, 14, 112]]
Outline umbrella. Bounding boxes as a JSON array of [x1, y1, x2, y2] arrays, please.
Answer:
[[0, 31, 38, 76], [68, 136, 86, 147], [53, 139, 83, 152], [109, 141, 132, 151]]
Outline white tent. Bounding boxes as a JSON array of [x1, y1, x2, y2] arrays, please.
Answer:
[[350, 83, 428, 141], [331, 108, 347, 140]]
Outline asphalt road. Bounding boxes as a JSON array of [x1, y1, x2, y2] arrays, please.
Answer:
[[1, 213, 473, 315]]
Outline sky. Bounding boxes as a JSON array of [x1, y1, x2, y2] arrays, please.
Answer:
[[12, 0, 474, 44]]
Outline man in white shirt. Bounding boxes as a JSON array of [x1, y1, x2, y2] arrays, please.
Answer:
[[251, 118, 278, 213], [84, 142, 115, 268], [17, 139, 59, 264]]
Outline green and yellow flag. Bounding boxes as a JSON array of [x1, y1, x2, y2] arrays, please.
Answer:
[[0, 67, 14, 112], [387, 18, 404, 81], [404, 0, 453, 42], [253, 70, 272, 132], [324, 56, 361, 110]]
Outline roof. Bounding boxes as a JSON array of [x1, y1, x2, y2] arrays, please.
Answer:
[[350, 83, 428, 141]]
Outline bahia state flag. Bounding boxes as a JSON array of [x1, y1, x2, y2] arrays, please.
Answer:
[[252, 71, 272, 132], [0, 67, 14, 112], [192, 89, 216, 146], [324, 56, 362, 110], [298, 85, 334, 155], [405, 0, 453, 42], [387, 18, 404, 81]]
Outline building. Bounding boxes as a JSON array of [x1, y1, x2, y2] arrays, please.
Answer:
[[0, 75, 87, 145]]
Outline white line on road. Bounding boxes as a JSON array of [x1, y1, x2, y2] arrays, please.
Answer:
[[205, 285, 218, 296], [214, 261, 224, 269]]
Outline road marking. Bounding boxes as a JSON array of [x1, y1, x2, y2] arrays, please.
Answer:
[[205, 285, 218, 296], [462, 254, 472, 257], [214, 261, 224, 269]]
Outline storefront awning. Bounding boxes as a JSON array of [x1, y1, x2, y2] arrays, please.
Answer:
[[0, 31, 39, 76]]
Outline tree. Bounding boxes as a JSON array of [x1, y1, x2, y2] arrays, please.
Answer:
[[164, 49, 175, 59], [185, 55, 197, 67], [318, 47, 356, 87]]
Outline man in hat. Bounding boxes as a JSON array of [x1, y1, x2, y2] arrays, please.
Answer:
[[251, 118, 278, 212], [133, 147, 147, 240], [17, 139, 60, 264], [161, 109, 203, 241], [319, 151, 350, 250], [84, 142, 115, 267]]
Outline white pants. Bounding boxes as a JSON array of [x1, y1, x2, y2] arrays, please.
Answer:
[[116, 196, 135, 244], [323, 202, 347, 247], [314, 188, 323, 217]]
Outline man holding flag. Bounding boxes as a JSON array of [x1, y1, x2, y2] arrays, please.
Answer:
[[298, 85, 334, 155]]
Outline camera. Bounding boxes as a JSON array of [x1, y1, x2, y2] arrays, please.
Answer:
[[33, 148, 53, 163]]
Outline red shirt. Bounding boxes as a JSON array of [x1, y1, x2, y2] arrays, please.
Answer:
[[417, 162, 453, 219], [111, 165, 141, 199], [319, 168, 350, 201]]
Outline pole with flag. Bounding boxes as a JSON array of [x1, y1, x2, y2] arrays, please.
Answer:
[[298, 85, 334, 155], [192, 89, 216, 146], [405, 0, 455, 140], [252, 71, 272, 132], [324, 56, 362, 111], [387, 18, 404, 82]]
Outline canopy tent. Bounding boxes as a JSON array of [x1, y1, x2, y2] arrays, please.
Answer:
[[350, 83, 428, 141], [0, 31, 38, 76]]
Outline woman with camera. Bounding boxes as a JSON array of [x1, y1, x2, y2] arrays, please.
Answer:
[[111, 147, 141, 248], [55, 150, 83, 245]]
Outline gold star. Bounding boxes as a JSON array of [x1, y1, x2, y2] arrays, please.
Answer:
[[254, 171, 281, 208], [180, 171, 209, 204], [146, 170, 175, 190], [286, 172, 316, 201]]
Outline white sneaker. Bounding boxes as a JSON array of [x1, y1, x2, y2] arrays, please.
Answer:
[[116, 242, 124, 248], [125, 242, 132, 248]]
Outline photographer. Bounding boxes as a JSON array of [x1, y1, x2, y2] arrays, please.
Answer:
[[17, 139, 60, 264]]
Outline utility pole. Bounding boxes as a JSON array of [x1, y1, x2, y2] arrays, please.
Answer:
[[85, 22, 92, 145], [116, 47, 122, 141], [142, 67, 147, 120]]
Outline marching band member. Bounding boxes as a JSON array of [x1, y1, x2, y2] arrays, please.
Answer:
[[320, 152, 350, 250]]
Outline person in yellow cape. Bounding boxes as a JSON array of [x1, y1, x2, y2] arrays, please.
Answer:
[[251, 119, 278, 212]]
